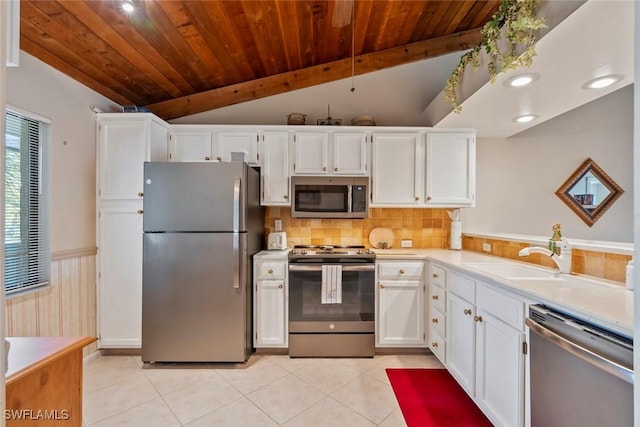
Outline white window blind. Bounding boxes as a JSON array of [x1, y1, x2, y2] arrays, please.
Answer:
[[5, 109, 50, 294]]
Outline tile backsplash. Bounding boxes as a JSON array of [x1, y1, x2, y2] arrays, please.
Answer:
[[462, 235, 631, 284], [265, 207, 453, 249]]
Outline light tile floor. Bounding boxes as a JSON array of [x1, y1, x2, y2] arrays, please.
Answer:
[[83, 353, 444, 426]]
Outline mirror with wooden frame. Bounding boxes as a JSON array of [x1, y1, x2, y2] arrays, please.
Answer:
[[555, 158, 623, 227]]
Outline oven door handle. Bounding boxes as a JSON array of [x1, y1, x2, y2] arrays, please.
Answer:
[[288, 264, 375, 272]]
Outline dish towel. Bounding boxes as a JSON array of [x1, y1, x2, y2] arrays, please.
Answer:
[[321, 265, 342, 304]]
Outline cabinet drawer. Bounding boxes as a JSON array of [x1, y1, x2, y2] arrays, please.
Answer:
[[257, 262, 286, 279], [448, 270, 475, 303], [429, 330, 445, 363], [428, 285, 446, 313], [477, 282, 524, 329], [429, 308, 445, 337], [378, 261, 424, 279], [429, 264, 446, 288]]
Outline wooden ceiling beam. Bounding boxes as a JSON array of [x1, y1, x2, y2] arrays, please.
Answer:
[[146, 28, 482, 120]]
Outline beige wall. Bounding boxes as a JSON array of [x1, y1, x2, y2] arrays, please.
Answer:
[[6, 52, 120, 253], [463, 85, 634, 242], [4, 51, 116, 352]]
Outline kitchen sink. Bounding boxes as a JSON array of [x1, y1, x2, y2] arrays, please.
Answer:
[[463, 262, 559, 280], [463, 262, 616, 290]]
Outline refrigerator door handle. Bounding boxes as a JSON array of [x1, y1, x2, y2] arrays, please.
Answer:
[[233, 176, 241, 289], [233, 177, 241, 233], [233, 233, 240, 289]]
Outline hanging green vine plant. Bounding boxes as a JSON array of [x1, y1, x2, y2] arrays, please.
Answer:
[[445, 0, 547, 113]]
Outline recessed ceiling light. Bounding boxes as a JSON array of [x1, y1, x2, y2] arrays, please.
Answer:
[[121, 0, 135, 13], [512, 114, 538, 124], [582, 74, 623, 90], [504, 73, 540, 88]]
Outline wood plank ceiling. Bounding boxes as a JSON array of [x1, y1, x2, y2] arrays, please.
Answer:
[[20, 0, 501, 120]]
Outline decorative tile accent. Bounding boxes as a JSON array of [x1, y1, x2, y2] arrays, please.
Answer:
[[265, 208, 453, 249], [462, 236, 631, 284], [5, 254, 97, 355]]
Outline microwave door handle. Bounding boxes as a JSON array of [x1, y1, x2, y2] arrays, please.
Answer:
[[347, 184, 353, 213]]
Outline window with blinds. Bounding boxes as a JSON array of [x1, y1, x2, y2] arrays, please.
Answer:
[[5, 109, 50, 294]]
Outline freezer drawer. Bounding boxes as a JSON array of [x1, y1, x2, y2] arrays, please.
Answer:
[[142, 232, 250, 362]]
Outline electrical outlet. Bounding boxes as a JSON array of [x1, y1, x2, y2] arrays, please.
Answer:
[[401, 240, 413, 248], [482, 243, 491, 252], [274, 219, 282, 232]]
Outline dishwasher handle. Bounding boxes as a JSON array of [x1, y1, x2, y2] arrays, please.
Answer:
[[525, 317, 634, 385]]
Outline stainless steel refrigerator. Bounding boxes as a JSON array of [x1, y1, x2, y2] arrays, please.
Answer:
[[141, 162, 264, 363]]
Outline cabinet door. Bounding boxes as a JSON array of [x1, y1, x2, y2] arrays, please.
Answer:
[[377, 280, 424, 346], [425, 133, 475, 206], [475, 310, 525, 427], [255, 280, 287, 347], [371, 133, 424, 205], [168, 131, 213, 162], [215, 131, 259, 164], [98, 120, 149, 199], [261, 131, 291, 206], [332, 132, 367, 175], [98, 203, 144, 348], [293, 131, 329, 174], [446, 292, 476, 396]]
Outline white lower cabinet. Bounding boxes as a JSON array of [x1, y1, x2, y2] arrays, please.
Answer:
[[446, 289, 476, 396], [97, 202, 144, 348], [433, 262, 526, 427], [427, 263, 447, 363], [376, 260, 426, 347], [474, 282, 526, 427], [253, 256, 288, 348]]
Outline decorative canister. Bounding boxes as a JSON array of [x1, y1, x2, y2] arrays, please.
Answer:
[[287, 113, 307, 125]]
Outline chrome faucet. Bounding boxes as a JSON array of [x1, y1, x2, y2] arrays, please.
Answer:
[[518, 238, 572, 274]]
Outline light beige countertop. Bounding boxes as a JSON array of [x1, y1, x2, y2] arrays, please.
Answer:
[[255, 249, 290, 259], [374, 248, 633, 337]]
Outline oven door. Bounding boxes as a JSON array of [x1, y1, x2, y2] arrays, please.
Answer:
[[288, 263, 375, 333]]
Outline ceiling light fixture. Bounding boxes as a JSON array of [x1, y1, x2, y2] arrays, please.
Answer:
[[121, 0, 135, 13], [582, 74, 623, 90], [512, 114, 538, 124], [504, 73, 539, 88]]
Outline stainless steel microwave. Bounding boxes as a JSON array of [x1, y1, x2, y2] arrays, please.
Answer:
[[291, 176, 369, 219]]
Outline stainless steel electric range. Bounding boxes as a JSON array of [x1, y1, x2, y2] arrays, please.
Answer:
[[288, 245, 376, 357]]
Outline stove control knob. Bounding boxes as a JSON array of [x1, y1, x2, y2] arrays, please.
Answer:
[[292, 250, 298, 255], [302, 250, 307, 255], [329, 323, 335, 330]]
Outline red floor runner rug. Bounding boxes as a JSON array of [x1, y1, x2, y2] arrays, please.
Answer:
[[386, 368, 493, 427]]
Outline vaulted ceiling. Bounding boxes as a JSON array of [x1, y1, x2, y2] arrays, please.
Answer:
[[20, 0, 501, 120]]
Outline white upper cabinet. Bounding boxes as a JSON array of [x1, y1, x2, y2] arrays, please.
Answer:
[[292, 130, 368, 175], [292, 131, 330, 174], [215, 131, 259, 164], [332, 132, 368, 175], [168, 130, 213, 162], [260, 131, 291, 206], [371, 132, 424, 205], [97, 113, 168, 200], [426, 133, 476, 206], [168, 128, 258, 164], [371, 130, 475, 208]]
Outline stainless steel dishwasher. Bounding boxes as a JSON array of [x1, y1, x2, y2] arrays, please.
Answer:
[[526, 305, 633, 427]]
